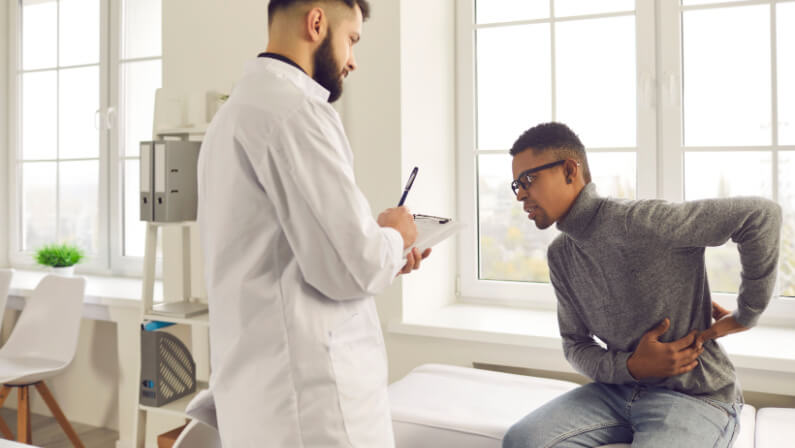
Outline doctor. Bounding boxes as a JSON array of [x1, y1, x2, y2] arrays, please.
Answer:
[[196, 0, 429, 446]]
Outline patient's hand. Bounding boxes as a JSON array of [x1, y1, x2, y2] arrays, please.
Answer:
[[695, 302, 748, 349], [711, 301, 731, 321], [627, 318, 704, 380]]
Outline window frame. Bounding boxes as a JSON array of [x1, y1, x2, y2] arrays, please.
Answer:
[[659, 0, 795, 324], [456, 0, 657, 308], [108, 0, 163, 277], [7, 0, 161, 277], [456, 0, 795, 324]]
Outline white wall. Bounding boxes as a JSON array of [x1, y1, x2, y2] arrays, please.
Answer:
[[342, 0, 405, 326], [159, 0, 268, 304], [343, 0, 463, 381], [162, 0, 268, 95], [398, 0, 457, 322], [1, 0, 9, 268]]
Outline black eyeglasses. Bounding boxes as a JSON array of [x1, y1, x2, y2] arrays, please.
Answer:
[[510, 160, 566, 195]]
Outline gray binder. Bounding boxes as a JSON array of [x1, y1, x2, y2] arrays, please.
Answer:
[[153, 141, 201, 222], [140, 142, 154, 221]]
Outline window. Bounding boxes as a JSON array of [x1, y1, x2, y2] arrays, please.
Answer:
[[675, 1, 795, 299], [458, 0, 795, 312], [16, 0, 103, 258], [9, 0, 161, 275]]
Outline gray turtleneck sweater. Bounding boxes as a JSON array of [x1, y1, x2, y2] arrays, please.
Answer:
[[548, 183, 782, 403]]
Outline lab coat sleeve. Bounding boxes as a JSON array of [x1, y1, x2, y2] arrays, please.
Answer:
[[236, 102, 405, 301]]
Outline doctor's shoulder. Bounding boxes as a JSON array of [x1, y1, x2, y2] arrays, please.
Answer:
[[229, 71, 309, 116]]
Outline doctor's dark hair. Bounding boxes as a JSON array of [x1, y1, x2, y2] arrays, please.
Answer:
[[509, 122, 592, 184], [268, 0, 371, 24]]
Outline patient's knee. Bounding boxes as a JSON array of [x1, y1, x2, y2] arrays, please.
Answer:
[[502, 417, 542, 448]]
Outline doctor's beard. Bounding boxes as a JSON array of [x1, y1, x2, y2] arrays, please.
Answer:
[[313, 30, 344, 103]]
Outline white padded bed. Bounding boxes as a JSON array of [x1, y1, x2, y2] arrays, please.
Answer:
[[389, 364, 755, 448], [755, 407, 795, 448]]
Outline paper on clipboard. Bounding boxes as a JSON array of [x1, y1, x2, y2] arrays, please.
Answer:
[[403, 214, 463, 258]]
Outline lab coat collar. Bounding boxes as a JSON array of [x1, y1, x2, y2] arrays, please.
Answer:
[[245, 57, 331, 103]]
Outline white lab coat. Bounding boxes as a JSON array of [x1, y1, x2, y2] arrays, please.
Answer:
[[196, 57, 405, 447]]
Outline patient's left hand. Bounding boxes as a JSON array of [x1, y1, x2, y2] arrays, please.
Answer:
[[397, 248, 432, 276], [695, 301, 749, 349], [711, 301, 731, 321]]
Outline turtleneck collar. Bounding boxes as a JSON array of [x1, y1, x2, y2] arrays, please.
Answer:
[[556, 182, 603, 239]]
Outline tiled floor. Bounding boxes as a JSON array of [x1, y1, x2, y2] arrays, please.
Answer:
[[0, 409, 118, 448]]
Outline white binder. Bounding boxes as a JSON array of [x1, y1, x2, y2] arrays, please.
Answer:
[[140, 142, 154, 221]]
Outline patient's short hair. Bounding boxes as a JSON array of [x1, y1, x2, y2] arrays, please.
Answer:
[[510, 122, 591, 184]]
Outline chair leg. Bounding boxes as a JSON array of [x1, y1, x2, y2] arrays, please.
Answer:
[[17, 385, 30, 444], [0, 386, 13, 439], [0, 418, 11, 440], [34, 381, 85, 448]]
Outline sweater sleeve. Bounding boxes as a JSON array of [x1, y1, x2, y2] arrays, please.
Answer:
[[625, 197, 783, 327], [549, 247, 637, 384]]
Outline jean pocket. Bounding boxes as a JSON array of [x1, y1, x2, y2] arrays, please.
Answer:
[[328, 313, 390, 447], [697, 397, 737, 420], [668, 390, 735, 421]]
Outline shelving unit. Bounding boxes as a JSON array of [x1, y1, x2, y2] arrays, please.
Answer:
[[132, 128, 209, 447], [141, 312, 209, 327], [153, 123, 208, 137], [132, 220, 209, 448], [138, 381, 210, 420]]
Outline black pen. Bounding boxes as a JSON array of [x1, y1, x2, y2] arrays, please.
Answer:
[[398, 166, 419, 206]]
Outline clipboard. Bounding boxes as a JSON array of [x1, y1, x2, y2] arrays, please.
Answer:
[[403, 214, 463, 257]]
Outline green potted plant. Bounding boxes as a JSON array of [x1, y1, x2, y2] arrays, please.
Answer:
[[34, 243, 84, 276]]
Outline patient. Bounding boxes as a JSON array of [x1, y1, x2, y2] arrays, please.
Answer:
[[502, 122, 782, 447]]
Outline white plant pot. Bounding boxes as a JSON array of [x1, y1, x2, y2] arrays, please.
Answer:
[[50, 266, 75, 276]]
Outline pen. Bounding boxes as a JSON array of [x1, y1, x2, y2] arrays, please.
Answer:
[[398, 166, 419, 206]]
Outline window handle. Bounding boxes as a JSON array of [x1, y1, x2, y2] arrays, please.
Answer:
[[94, 109, 101, 130], [105, 107, 117, 130]]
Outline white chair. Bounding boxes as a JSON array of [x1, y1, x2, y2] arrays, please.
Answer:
[[0, 275, 86, 447], [0, 269, 13, 332], [173, 419, 222, 448]]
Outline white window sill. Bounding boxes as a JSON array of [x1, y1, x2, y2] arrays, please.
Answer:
[[6, 269, 161, 310], [389, 303, 795, 376], [390, 304, 562, 350]]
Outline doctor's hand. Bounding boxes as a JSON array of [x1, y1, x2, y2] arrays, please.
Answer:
[[695, 303, 748, 350], [377, 207, 417, 249], [397, 248, 432, 276], [627, 318, 703, 380]]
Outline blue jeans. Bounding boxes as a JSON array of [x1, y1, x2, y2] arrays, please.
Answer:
[[502, 383, 741, 448]]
